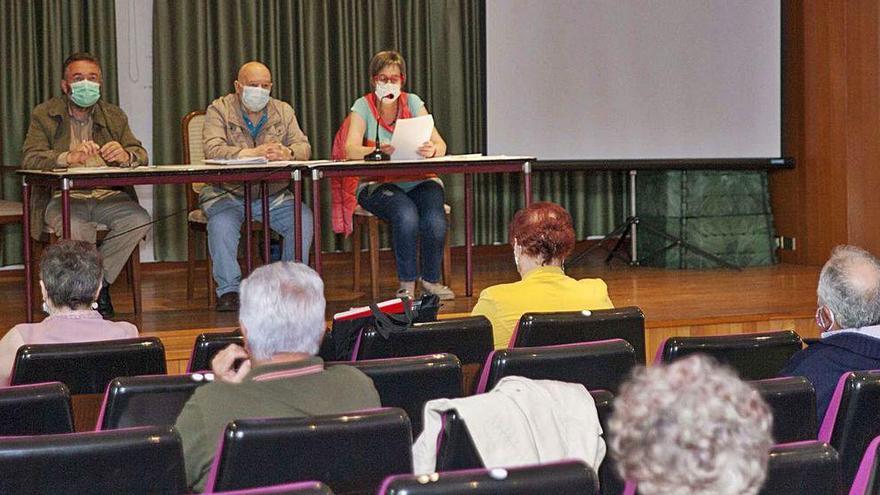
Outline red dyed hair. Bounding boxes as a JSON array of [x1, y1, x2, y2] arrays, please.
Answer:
[[509, 202, 576, 264]]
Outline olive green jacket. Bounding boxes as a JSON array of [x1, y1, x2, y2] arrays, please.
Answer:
[[21, 96, 148, 239]]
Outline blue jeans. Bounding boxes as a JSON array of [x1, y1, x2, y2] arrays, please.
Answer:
[[203, 192, 313, 296], [358, 180, 446, 283]]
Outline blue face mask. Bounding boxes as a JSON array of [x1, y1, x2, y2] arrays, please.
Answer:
[[69, 80, 101, 108]]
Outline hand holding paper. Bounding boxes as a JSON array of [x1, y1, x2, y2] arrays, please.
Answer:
[[390, 114, 434, 160]]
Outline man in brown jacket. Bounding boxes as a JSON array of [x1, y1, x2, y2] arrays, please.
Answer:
[[22, 52, 151, 318], [201, 61, 313, 311]]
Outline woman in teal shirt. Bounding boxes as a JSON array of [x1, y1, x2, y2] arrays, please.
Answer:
[[344, 51, 452, 300]]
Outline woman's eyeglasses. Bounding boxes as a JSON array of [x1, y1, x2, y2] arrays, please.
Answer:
[[374, 74, 404, 84]]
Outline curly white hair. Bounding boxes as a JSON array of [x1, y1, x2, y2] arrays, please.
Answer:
[[608, 355, 774, 495]]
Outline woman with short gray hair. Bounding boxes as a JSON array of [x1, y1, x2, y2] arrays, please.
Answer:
[[0, 240, 138, 385], [609, 355, 774, 495]]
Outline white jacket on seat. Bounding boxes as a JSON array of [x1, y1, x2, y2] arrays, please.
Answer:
[[412, 376, 606, 474]]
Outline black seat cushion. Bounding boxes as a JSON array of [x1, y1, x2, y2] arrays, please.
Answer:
[[380, 460, 599, 494], [821, 370, 880, 488], [207, 408, 413, 494], [188, 330, 244, 372], [98, 373, 211, 430], [0, 381, 73, 435], [0, 425, 186, 494], [476, 339, 636, 394], [336, 354, 462, 435], [10, 337, 166, 394], [750, 376, 817, 443], [660, 330, 803, 380], [758, 441, 841, 495], [513, 308, 646, 364], [355, 317, 493, 365]]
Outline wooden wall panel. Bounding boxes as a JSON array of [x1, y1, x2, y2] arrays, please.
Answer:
[[773, 0, 880, 264]]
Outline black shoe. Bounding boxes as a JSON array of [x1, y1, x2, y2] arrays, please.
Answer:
[[97, 281, 115, 319], [216, 292, 240, 312]]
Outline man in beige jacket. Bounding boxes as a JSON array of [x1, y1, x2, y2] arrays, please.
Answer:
[[201, 61, 313, 311], [22, 52, 151, 318]]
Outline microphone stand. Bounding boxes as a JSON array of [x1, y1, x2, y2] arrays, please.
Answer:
[[364, 95, 391, 161]]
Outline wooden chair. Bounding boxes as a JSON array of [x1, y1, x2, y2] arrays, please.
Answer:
[[183, 110, 275, 307], [351, 204, 453, 299]]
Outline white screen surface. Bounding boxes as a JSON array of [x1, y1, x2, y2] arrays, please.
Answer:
[[486, 0, 781, 160]]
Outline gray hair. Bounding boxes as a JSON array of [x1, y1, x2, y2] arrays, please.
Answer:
[[40, 240, 103, 310], [239, 262, 326, 361], [609, 355, 773, 495], [818, 245, 880, 329]]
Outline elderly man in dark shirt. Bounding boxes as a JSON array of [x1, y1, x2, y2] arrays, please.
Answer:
[[781, 245, 880, 423]]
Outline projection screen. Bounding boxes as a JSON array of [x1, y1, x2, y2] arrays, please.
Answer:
[[485, 0, 782, 161]]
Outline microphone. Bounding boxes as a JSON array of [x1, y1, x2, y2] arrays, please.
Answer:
[[364, 94, 392, 161]]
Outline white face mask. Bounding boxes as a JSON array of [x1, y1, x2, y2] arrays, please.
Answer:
[[241, 86, 271, 112], [375, 82, 401, 102]]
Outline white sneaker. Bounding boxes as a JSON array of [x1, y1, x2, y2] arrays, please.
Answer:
[[421, 279, 455, 300], [397, 281, 416, 301]]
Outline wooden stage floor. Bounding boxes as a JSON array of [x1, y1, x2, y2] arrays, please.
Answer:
[[0, 243, 822, 371]]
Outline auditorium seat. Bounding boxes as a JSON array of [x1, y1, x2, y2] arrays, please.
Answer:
[[353, 316, 493, 394], [819, 370, 880, 489], [187, 329, 244, 372], [757, 441, 841, 495], [849, 435, 880, 495], [212, 481, 335, 495], [750, 376, 818, 443], [379, 460, 599, 494], [96, 373, 212, 430], [473, 339, 636, 394], [205, 407, 413, 494], [10, 337, 167, 394], [0, 425, 186, 493], [434, 390, 622, 495], [0, 381, 74, 435], [656, 330, 803, 380], [333, 354, 462, 435], [510, 307, 646, 364], [623, 441, 840, 495]]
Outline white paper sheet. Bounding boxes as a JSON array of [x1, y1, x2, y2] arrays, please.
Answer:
[[203, 156, 268, 165], [390, 114, 435, 160]]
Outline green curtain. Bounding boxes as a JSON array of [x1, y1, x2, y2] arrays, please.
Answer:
[[0, 0, 119, 265], [151, 0, 623, 261]]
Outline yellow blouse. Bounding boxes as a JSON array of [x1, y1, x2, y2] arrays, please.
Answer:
[[471, 265, 614, 349]]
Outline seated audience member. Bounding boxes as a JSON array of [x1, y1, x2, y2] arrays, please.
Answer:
[[174, 262, 381, 492], [471, 202, 614, 349], [609, 355, 773, 495], [780, 245, 880, 423], [201, 61, 314, 312], [0, 240, 138, 385]]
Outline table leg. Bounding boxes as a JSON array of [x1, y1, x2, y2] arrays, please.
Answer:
[[61, 178, 71, 239], [311, 169, 322, 275], [464, 173, 474, 297], [261, 181, 270, 264], [243, 182, 253, 276], [523, 161, 533, 207], [293, 169, 303, 262], [22, 180, 33, 323]]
